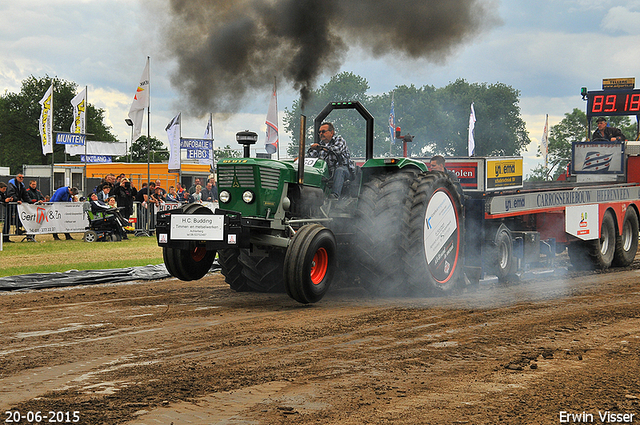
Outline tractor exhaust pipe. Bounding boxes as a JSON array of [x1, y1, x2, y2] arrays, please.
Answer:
[[298, 115, 306, 185]]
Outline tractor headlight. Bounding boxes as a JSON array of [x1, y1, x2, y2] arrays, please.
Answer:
[[242, 190, 255, 204], [219, 190, 231, 203]]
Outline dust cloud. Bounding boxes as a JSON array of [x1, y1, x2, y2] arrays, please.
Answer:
[[161, 0, 501, 113]]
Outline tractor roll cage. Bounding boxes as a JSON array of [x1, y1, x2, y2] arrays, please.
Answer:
[[314, 101, 375, 161]]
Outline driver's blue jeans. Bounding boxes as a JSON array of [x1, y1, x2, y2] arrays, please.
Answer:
[[332, 166, 351, 197]]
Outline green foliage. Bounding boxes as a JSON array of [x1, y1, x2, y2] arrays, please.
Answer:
[[282, 73, 531, 159], [122, 135, 169, 162], [215, 145, 242, 161], [0, 76, 117, 173], [284, 72, 370, 157]]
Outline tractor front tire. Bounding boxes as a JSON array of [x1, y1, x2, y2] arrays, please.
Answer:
[[284, 224, 337, 304]]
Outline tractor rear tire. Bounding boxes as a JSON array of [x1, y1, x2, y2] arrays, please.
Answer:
[[218, 248, 250, 292], [353, 170, 419, 296], [284, 224, 337, 304], [239, 249, 286, 293], [613, 208, 639, 267], [406, 173, 464, 295]]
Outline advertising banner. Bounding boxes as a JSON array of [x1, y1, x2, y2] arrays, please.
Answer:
[[486, 158, 523, 190], [17, 203, 87, 234], [572, 142, 624, 174]]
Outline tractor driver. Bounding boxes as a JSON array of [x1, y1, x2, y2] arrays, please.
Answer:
[[430, 155, 464, 200], [307, 122, 356, 199]]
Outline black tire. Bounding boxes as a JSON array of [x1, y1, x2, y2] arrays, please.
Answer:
[[587, 210, 616, 269], [163, 246, 180, 278], [165, 244, 217, 281], [83, 230, 97, 243], [352, 170, 419, 296], [613, 208, 639, 267], [284, 224, 337, 304], [218, 248, 250, 291], [162, 202, 216, 281], [239, 249, 286, 293], [406, 173, 464, 294], [567, 240, 592, 271], [492, 228, 516, 282]]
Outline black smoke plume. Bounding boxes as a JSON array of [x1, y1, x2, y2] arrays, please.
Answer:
[[163, 0, 500, 113]]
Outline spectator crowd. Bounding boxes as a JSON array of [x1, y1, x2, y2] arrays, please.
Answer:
[[1, 172, 217, 243]]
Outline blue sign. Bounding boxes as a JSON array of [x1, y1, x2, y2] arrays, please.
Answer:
[[180, 138, 213, 150], [81, 155, 112, 163], [186, 149, 211, 160], [56, 132, 86, 145]]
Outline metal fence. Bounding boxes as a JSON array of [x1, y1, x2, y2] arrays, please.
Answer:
[[1, 201, 216, 240]]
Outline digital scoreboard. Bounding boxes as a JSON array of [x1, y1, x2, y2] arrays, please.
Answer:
[[586, 89, 640, 117]]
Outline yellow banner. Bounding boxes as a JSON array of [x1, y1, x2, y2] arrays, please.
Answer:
[[486, 158, 523, 189]]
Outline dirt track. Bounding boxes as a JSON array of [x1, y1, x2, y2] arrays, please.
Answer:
[[2, 260, 640, 424]]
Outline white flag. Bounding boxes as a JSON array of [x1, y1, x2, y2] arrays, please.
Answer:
[[265, 84, 278, 155], [541, 114, 549, 168], [39, 84, 54, 155], [128, 58, 150, 142], [389, 92, 395, 142], [204, 114, 213, 139], [70, 87, 87, 134], [201, 113, 214, 166], [166, 113, 181, 173], [468, 102, 476, 156]]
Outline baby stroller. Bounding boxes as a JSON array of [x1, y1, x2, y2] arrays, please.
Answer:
[[82, 202, 126, 242]]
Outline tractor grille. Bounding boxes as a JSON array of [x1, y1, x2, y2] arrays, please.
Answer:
[[260, 168, 281, 190], [218, 165, 255, 187]]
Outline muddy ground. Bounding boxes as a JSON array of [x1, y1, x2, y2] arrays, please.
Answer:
[[2, 259, 640, 425]]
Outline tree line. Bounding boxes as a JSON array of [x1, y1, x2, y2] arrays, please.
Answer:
[[283, 72, 531, 159], [4, 72, 634, 182]]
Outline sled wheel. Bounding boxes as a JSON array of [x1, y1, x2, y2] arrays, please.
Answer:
[[83, 230, 98, 243], [588, 210, 616, 269], [613, 208, 639, 267], [494, 228, 516, 282], [284, 224, 336, 304], [567, 240, 591, 271]]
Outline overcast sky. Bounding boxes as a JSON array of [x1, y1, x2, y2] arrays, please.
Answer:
[[2, 0, 639, 175]]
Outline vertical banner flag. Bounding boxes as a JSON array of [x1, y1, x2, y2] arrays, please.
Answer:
[[265, 84, 278, 155], [128, 58, 150, 142], [468, 102, 476, 156], [541, 114, 549, 168], [39, 84, 54, 155], [389, 92, 395, 142], [166, 113, 181, 173], [202, 113, 214, 166], [70, 87, 87, 134]]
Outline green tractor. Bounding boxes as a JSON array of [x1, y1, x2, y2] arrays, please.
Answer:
[[156, 101, 464, 303]]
